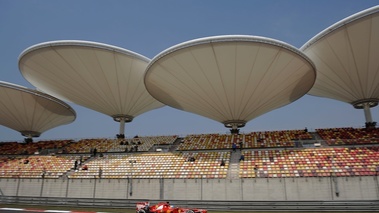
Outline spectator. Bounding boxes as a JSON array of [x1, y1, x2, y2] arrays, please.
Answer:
[[74, 160, 78, 170], [232, 143, 237, 152], [82, 165, 88, 170], [239, 141, 243, 150], [41, 168, 46, 178], [239, 154, 245, 161], [220, 159, 225, 166], [254, 165, 258, 177], [98, 167, 103, 178]]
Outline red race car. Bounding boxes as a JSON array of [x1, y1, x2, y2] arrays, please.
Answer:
[[136, 201, 207, 213]]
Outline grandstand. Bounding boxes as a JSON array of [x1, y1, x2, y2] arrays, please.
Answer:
[[0, 127, 379, 211]]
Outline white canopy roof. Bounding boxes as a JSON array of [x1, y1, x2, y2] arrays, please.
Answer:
[[0, 81, 76, 138], [18, 41, 164, 127], [301, 5, 379, 109], [145, 35, 316, 129]]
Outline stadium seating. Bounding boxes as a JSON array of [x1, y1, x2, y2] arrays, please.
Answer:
[[316, 127, 379, 145], [68, 152, 230, 179], [0, 140, 72, 155], [239, 147, 379, 178], [63, 135, 178, 153], [0, 155, 88, 178], [1, 128, 379, 180], [178, 130, 312, 150]]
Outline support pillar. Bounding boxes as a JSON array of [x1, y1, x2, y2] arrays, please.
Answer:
[[119, 118, 126, 136], [363, 103, 373, 123]]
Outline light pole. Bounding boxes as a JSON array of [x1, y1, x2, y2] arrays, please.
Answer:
[[129, 160, 136, 196]]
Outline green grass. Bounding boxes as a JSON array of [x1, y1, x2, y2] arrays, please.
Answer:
[[1, 204, 379, 213]]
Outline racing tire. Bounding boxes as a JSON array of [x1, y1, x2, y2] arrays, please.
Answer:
[[138, 210, 146, 213], [186, 210, 194, 213]]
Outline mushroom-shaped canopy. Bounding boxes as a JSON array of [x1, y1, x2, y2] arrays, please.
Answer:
[[145, 35, 316, 130], [301, 6, 379, 126], [0, 81, 76, 138], [18, 41, 164, 136]]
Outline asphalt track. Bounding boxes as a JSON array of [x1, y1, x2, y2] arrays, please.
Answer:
[[0, 208, 104, 213], [2, 206, 379, 213]]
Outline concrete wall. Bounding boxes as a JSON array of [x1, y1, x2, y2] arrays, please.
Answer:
[[129, 179, 160, 200], [0, 178, 19, 196], [67, 179, 95, 198], [18, 179, 42, 197], [95, 179, 128, 199], [1, 176, 379, 201], [42, 178, 67, 197]]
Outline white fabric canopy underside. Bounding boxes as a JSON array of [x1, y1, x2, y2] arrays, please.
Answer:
[[0, 81, 76, 137], [301, 5, 379, 105], [145, 36, 316, 126], [19, 41, 164, 120]]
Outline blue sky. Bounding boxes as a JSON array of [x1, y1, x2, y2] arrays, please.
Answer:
[[0, 1, 378, 141]]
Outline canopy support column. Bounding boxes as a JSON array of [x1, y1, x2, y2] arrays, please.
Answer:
[[352, 99, 378, 129], [119, 118, 126, 136], [363, 103, 373, 123], [112, 114, 134, 139], [223, 120, 246, 135]]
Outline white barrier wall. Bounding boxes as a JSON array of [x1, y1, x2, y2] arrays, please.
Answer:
[[164, 179, 203, 200], [333, 176, 378, 200], [128, 179, 160, 200], [284, 177, 332, 200], [67, 179, 95, 198], [42, 179, 68, 197], [18, 179, 42, 197], [0, 178, 19, 196], [243, 178, 286, 200], [95, 179, 128, 199], [1, 176, 379, 201]]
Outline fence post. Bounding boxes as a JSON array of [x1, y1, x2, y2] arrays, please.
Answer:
[[93, 178, 97, 199], [16, 178, 21, 197], [160, 177, 164, 200], [40, 178, 45, 197], [65, 178, 70, 198]]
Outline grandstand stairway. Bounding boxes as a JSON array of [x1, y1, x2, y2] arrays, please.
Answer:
[[169, 138, 182, 152], [311, 132, 328, 146], [227, 150, 241, 179], [147, 137, 182, 152], [61, 154, 95, 179]]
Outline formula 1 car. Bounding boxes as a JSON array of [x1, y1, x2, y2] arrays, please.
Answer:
[[136, 201, 207, 213]]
